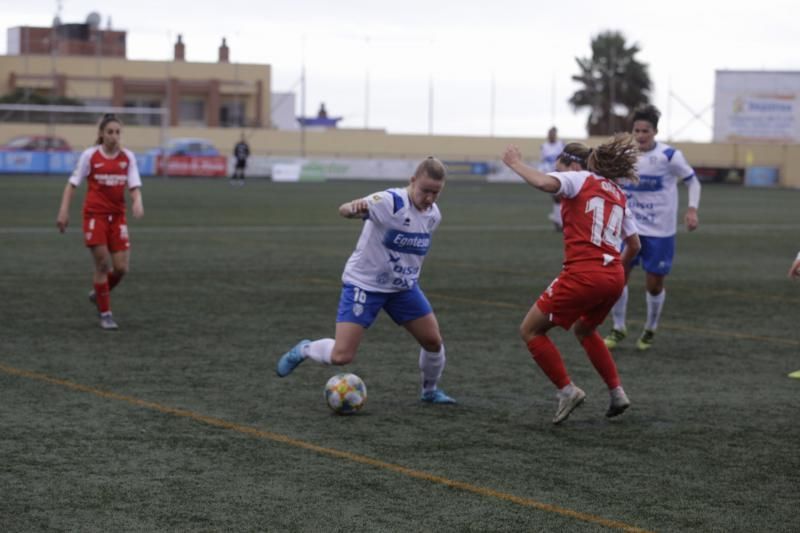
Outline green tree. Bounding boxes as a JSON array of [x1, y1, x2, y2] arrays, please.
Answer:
[[569, 31, 652, 136]]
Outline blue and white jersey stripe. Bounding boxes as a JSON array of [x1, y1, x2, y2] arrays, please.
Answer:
[[622, 142, 696, 237]]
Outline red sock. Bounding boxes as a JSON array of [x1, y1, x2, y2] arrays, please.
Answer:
[[94, 281, 111, 314], [581, 331, 621, 389], [108, 271, 123, 290], [526, 335, 570, 389]]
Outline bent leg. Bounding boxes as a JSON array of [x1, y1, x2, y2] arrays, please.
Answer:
[[109, 250, 130, 290], [403, 313, 449, 397], [330, 321, 366, 365], [90, 245, 112, 313], [521, 304, 570, 388], [574, 319, 621, 389], [644, 272, 666, 330]]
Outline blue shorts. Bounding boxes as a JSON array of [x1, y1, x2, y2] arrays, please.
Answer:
[[629, 235, 676, 276], [336, 283, 433, 328]]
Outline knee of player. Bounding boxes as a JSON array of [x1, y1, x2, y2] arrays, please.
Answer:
[[114, 264, 129, 276], [95, 259, 112, 273], [519, 323, 537, 343], [421, 336, 442, 353], [330, 346, 356, 365]]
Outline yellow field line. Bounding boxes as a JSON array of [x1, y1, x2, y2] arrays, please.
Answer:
[[0, 362, 653, 533]]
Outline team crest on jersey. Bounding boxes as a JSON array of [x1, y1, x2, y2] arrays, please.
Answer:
[[119, 161, 128, 169], [426, 218, 436, 231], [376, 272, 390, 285], [371, 194, 382, 202]]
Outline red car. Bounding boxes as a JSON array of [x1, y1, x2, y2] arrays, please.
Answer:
[[0, 135, 73, 152]]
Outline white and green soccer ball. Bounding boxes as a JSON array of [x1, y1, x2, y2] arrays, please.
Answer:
[[324, 373, 367, 415]]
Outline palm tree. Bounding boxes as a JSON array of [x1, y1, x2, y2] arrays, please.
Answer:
[[569, 31, 652, 136]]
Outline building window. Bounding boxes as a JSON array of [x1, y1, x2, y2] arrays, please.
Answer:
[[179, 99, 205, 125], [124, 99, 163, 126], [220, 101, 245, 127]]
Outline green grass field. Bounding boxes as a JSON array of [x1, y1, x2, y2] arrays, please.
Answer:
[[1, 176, 798, 532]]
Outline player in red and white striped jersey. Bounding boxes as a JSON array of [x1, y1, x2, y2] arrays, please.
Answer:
[[503, 135, 641, 424], [56, 114, 144, 330]]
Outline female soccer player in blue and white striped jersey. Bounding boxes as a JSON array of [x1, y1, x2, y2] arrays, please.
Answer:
[[276, 157, 456, 404], [604, 105, 702, 351]]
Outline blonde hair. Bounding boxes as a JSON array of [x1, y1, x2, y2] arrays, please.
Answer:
[[415, 156, 447, 181], [587, 133, 639, 184], [95, 113, 122, 145]]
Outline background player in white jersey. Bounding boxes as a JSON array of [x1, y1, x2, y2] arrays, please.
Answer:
[[56, 114, 144, 330], [604, 105, 701, 351], [539, 127, 566, 231], [276, 157, 456, 404]]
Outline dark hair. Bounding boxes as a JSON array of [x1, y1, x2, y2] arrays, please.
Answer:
[[557, 142, 591, 169], [632, 104, 660, 129], [96, 113, 122, 145], [415, 156, 446, 181], [587, 133, 639, 184]]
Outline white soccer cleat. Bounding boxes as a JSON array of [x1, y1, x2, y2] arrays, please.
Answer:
[[553, 385, 586, 424], [606, 387, 631, 418], [99, 312, 119, 330]]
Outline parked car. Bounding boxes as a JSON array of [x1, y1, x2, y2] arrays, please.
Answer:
[[148, 138, 220, 157], [0, 135, 72, 152]]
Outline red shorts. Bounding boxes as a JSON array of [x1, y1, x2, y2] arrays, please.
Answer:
[[83, 213, 130, 252], [536, 267, 625, 330]]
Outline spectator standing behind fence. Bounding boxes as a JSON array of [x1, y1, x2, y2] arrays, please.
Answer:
[[231, 134, 250, 186]]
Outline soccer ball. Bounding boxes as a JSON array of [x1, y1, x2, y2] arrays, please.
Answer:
[[324, 373, 367, 415]]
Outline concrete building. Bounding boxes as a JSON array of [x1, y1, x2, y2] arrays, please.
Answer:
[[2, 18, 270, 129]]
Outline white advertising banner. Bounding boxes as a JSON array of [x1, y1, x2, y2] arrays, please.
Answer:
[[714, 71, 800, 143]]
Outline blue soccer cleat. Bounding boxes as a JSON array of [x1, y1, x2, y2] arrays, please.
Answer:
[[276, 339, 310, 377], [420, 389, 457, 404]]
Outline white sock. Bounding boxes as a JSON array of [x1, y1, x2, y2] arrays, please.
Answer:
[[611, 286, 628, 331], [303, 338, 334, 364], [558, 382, 576, 396], [645, 290, 666, 331], [419, 345, 446, 393], [610, 385, 626, 399]]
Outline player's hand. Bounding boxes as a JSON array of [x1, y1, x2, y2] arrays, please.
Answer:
[[349, 199, 369, 216], [132, 201, 144, 219], [684, 208, 699, 231], [502, 145, 523, 168], [789, 258, 800, 279], [56, 212, 69, 233]]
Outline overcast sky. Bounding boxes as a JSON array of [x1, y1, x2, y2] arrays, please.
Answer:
[[3, 0, 799, 142]]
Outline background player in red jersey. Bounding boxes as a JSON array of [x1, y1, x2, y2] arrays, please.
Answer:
[[503, 135, 641, 424], [56, 114, 144, 330]]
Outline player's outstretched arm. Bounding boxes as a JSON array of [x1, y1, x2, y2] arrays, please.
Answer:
[[339, 198, 369, 219], [130, 187, 144, 219], [56, 183, 76, 233], [789, 253, 800, 279], [502, 145, 560, 193]]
